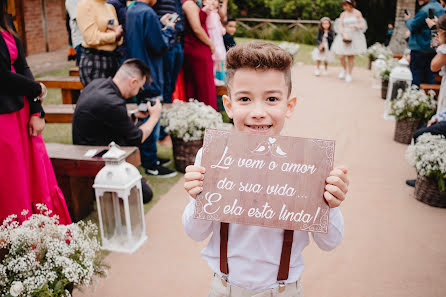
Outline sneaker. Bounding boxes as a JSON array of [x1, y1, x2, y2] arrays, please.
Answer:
[[322, 70, 328, 76], [145, 164, 177, 178], [338, 70, 346, 79], [157, 157, 172, 167], [345, 74, 352, 83], [314, 69, 320, 76], [406, 179, 416, 187]]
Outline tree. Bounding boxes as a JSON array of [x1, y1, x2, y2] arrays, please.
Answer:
[[389, 0, 416, 54]]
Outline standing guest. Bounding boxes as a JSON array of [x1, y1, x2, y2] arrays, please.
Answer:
[[312, 17, 335, 77], [203, 0, 226, 86], [66, 10, 76, 61], [154, 0, 185, 103], [126, 0, 178, 178], [76, 0, 123, 87], [66, 0, 84, 66], [404, 0, 444, 87], [107, 0, 130, 62], [182, 0, 217, 110], [384, 23, 394, 46], [72, 59, 160, 202], [0, 1, 71, 224], [223, 17, 236, 52], [331, 0, 367, 83]]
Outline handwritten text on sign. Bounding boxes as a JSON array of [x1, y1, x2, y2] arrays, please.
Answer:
[[194, 129, 335, 233]]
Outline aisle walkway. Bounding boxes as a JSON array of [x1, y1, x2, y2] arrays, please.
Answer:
[[77, 65, 446, 297]]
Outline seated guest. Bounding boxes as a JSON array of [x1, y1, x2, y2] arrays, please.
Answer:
[[76, 0, 123, 87], [72, 59, 161, 203], [223, 17, 236, 52]]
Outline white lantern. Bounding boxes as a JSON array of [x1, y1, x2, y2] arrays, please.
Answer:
[[372, 54, 387, 89], [93, 142, 147, 253], [384, 57, 413, 119]]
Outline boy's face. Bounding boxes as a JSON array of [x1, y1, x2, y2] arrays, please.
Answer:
[[223, 69, 296, 136], [226, 21, 237, 35]]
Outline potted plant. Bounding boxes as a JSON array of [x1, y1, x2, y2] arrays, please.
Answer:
[[367, 42, 393, 70], [380, 58, 398, 100], [406, 133, 446, 207], [0, 204, 108, 297], [161, 99, 226, 172], [390, 86, 437, 144]]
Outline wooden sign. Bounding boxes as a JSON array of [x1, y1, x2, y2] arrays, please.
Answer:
[[194, 129, 335, 233]]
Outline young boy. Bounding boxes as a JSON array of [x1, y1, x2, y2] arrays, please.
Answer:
[[183, 41, 349, 297], [223, 18, 237, 51]]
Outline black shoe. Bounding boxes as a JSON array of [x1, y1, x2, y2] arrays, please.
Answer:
[[145, 164, 177, 178], [406, 179, 416, 187], [157, 157, 172, 167], [141, 178, 153, 204]]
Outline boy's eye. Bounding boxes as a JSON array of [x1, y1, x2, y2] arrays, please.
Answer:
[[267, 97, 278, 102], [239, 97, 250, 102]]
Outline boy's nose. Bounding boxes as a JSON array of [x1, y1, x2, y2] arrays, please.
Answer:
[[250, 102, 267, 119]]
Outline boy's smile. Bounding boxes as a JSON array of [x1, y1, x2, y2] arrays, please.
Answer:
[[223, 69, 296, 136]]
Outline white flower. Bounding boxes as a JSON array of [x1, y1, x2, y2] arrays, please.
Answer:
[[390, 85, 437, 120], [10, 281, 24, 296], [367, 42, 393, 59], [278, 42, 300, 56]]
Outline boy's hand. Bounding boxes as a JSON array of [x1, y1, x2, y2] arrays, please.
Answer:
[[324, 166, 349, 208], [184, 165, 206, 199]]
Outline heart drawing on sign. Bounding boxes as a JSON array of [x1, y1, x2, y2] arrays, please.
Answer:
[[252, 138, 287, 158]]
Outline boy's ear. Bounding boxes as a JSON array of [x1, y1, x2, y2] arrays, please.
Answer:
[[222, 95, 234, 119], [285, 97, 297, 119]]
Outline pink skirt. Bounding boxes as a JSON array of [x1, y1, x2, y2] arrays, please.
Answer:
[[0, 100, 71, 224]]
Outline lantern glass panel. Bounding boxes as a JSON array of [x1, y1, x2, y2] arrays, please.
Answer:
[[390, 80, 408, 100], [128, 186, 143, 241], [99, 192, 128, 244]]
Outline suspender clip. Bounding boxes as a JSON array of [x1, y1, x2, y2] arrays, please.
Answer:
[[221, 274, 228, 287], [278, 282, 286, 293]]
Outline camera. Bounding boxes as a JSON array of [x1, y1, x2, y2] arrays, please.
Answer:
[[138, 96, 163, 112]]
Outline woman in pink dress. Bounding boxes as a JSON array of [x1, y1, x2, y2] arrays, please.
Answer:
[[182, 0, 217, 110], [0, 2, 71, 224]]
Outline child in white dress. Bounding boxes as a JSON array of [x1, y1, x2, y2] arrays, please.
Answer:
[[203, 0, 226, 86], [312, 17, 335, 76]]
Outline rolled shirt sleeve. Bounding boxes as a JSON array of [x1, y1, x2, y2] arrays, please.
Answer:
[[311, 207, 344, 251]]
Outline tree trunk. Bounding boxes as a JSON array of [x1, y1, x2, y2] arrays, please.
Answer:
[[389, 0, 416, 54]]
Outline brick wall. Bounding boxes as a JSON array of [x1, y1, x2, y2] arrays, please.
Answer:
[[23, 0, 68, 55]]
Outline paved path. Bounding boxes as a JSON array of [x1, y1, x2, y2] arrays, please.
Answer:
[[76, 64, 446, 297], [27, 48, 74, 76]]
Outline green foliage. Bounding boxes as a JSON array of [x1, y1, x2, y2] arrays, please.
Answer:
[[264, 0, 341, 20], [235, 24, 318, 45]]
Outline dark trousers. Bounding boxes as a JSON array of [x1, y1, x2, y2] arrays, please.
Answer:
[[139, 117, 160, 168], [79, 48, 119, 87], [163, 42, 184, 103], [413, 121, 446, 141], [410, 50, 436, 87]]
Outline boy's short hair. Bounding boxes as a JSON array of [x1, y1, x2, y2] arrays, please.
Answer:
[[225, 17, 236, 25], [226, 41, 293, 97]]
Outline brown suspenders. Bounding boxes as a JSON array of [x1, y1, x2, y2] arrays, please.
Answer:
[[219, 222, 294, 282]]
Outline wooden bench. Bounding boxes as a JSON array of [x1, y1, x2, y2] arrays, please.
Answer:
[[46, 143, 141, 222], [69, 67, 79, 77], [420, 83, 441, 97], [37, 76, 83, 104], [44, 104, 139, 124]]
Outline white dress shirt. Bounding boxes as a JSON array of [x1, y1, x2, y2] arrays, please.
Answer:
[[66, 0, 84, 48], [182, 149, 345, 291]]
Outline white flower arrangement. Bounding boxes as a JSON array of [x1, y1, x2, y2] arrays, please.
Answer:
[[390, 85, 437, 121], [406, 133, 446, 191], [367, 42, 393, 60], [380, 58, 398, 82], [278, 42, 300, 57], [0, 204, 107, 297], [161, 99, 224, 142]]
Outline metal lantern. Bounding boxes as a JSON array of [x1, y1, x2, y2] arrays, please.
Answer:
[[93, 142, 147, 253], [384, 57, 413, 119], [372, 54, 387, 89]]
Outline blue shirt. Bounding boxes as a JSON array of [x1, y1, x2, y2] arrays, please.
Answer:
[[405, 0, 445, 52], [126, 1, 175, 98]]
